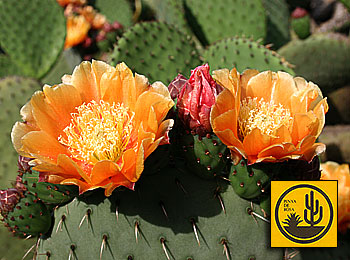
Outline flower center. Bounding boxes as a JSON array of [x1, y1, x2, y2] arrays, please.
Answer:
[[59, 100, 134, 165], [238, 97, 293, 140]]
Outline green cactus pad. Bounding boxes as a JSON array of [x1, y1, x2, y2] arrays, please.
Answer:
[[94, 0, 133, 28], [179, 133, 229, 179], [278, 33, 350, 94], [0, 0, 65, 79], [37, 167, 282, 259], [0, 55, 22, 78], [111, 22, 201, 85], [3, 192, 51, 237], [20, 170, 78, 205], [41, 49, 82, 86], [203, 36, 294, 74], [0, 77, 41, 189], [143, 0, 190, 33], [184, 0, 267, 45], [262, 0, 290, 49], [229, 159, 279, 199], [319, 125, 350, 164], [327, 86, 350, 124], [0, 225, 35, 260], [259, 194, 271, 217]]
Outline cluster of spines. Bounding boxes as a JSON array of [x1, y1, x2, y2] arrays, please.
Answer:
[[37, 167, 278, 259]]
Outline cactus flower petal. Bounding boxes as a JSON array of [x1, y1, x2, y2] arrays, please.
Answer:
[[11, 60, 174, 196], [210, 69, 328, 165], [321, 162, 350, 233]]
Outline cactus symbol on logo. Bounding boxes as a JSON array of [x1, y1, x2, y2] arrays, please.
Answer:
[[304, 190, 323, 227], [283, 190, 326, 239]]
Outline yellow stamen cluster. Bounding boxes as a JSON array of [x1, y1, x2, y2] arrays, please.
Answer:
[[238, 97, 293, 140], [59, 100, 134, 165]]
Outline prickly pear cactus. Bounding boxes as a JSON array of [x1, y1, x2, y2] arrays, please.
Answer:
[[1, 190, 51, 237], [94, 0, 133, 28], [111, 22, 201, 85], [278, 33, 350, 94], [19, 170, 78, 205], [42, 49, 82, 86], [0, 77, 41, 189], [262, 0, 290, 49], [184, 0, 267, 45], [0, 0, 66, 79], [178, 133, 229, 179], [143, 0, 190, 33], [37, 167, 283, 259], [203, 36, 294, 74], [0, 55, 22, 78], [229, 159, 278, 199]]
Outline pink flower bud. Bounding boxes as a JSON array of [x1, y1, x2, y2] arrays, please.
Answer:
[[292, 7, 308, 19], [171, 64, 223, 136]]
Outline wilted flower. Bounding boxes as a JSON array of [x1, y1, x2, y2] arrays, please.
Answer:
[[64, 15, 91, 49], [80, 5, 107, 29], [321, 161, 350, 233], [61, 1, 107, 49], [11, 61, 174, 196], [210, 69, 328, 165], [169, 64, 223, 136]]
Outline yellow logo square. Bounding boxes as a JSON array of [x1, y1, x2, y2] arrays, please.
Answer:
[[271, 181, 337, 247]]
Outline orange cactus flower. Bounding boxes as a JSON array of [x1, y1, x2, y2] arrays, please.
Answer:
[[321, 161, 350, 233], [64, 15, 91, 49], [11, 61, 174, 196], [210, 69, 328, 165]]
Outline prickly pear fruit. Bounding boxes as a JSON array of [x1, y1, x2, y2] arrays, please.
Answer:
[[0, 189, 51, 237], [16, 156, 78, 204], [291, 7, 311, 39], [229, 159, 278, 199], [179, 132, 229, 179]]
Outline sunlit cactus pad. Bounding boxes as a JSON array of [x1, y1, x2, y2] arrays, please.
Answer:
[[203, 37, 294, 73], [278, 33, 350, 94], [0, 0, 65, 79], [0, 76, 41, 189], [184, 0, 266, 45], [37, 167, 282, 259], [111, 22, 201, 85]]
